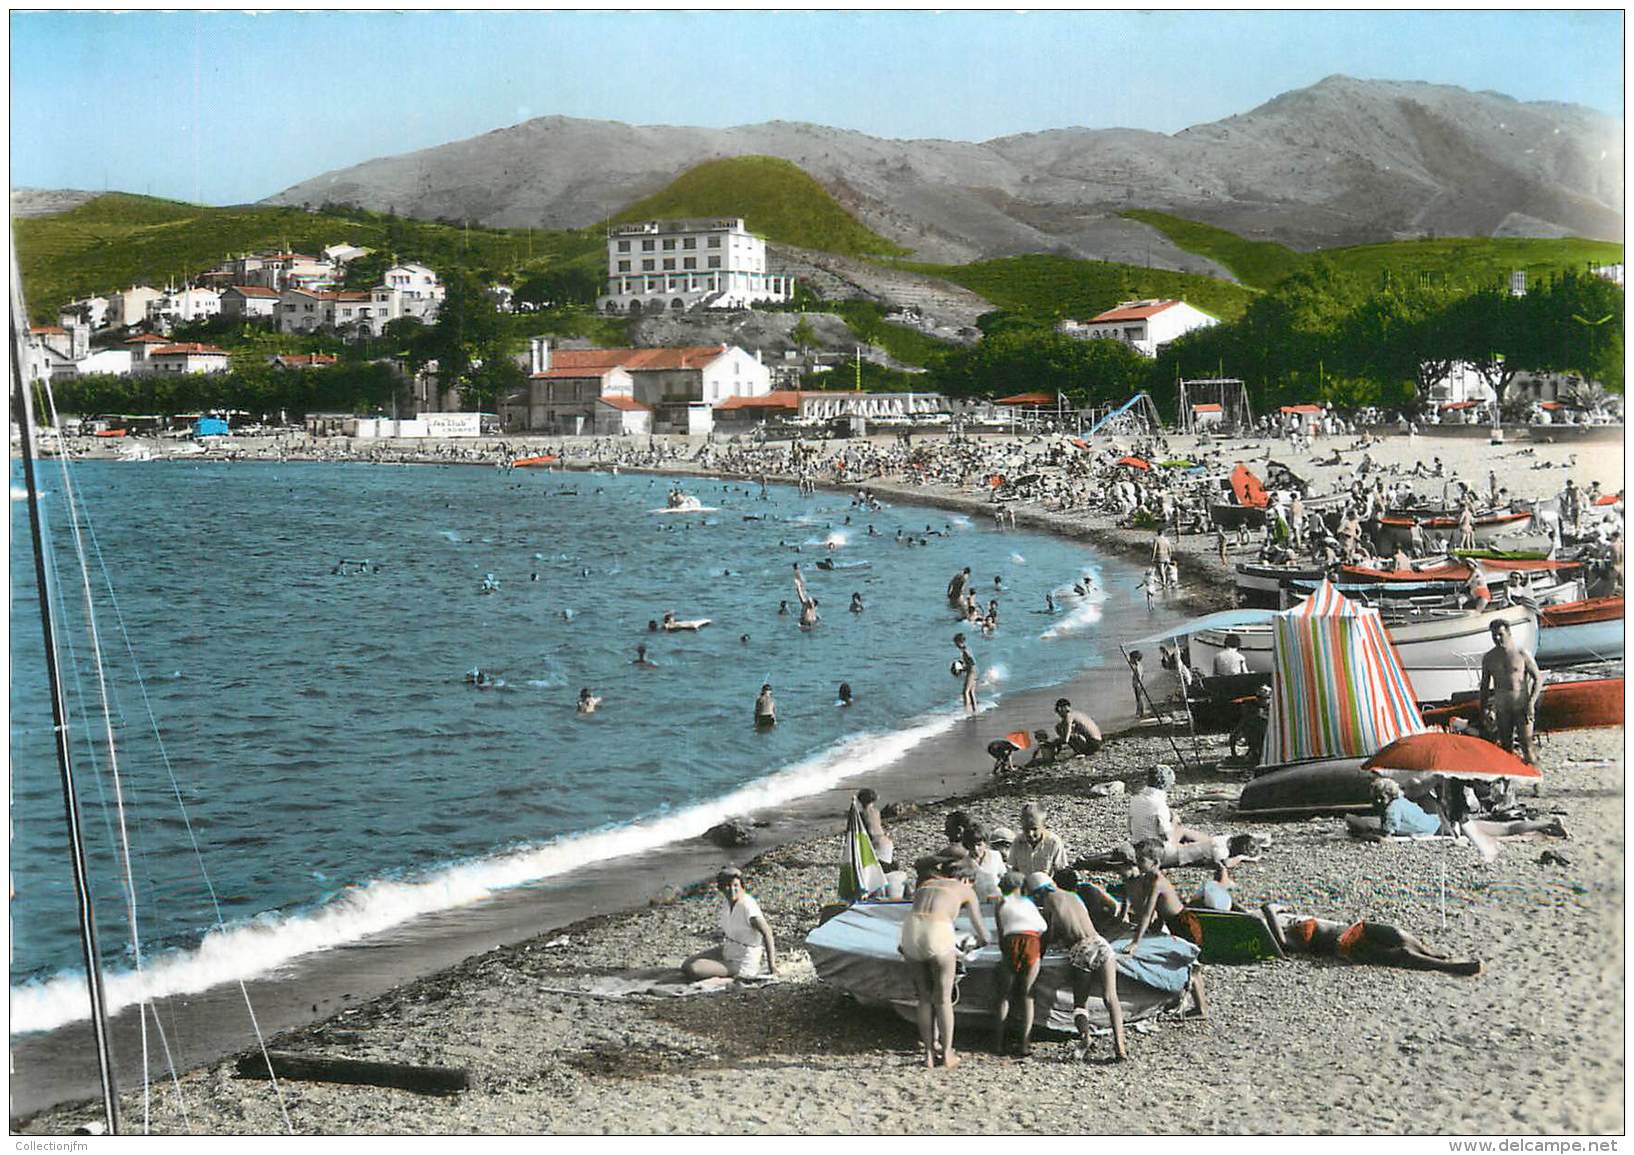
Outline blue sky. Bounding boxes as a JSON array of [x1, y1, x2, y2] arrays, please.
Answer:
[[9, 9, 1623, 206]]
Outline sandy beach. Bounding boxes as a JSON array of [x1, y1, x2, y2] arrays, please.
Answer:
[[15, 426, 1624, 1135]]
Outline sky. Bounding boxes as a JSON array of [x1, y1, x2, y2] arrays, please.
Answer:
[[9, 9, 1625, 207]]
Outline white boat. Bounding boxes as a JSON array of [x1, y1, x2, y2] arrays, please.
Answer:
[[805, 902, 1196, 1031], [1187, 603, 1539, 704]]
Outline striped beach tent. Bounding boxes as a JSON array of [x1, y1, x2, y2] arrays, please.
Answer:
[[1262, 579, 1429, 765], [838, 799, 886, 901]]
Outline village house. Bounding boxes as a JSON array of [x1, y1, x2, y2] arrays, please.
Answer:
[[598, 218, 793, 316], [382, 264, 444, 321], [1062, 299, 1220, 356], [501, 337, 773, 434], [269, 353, 338, 370], [124, 333, 170, 372], [143, 342, 231, 375], [59, 295, 109, 332], [105, 285, 166, 331], [277, 287, 403, 337], [220, 285, 283, 323], [24, 325, 90, 382], [147, 286, 222, 329]]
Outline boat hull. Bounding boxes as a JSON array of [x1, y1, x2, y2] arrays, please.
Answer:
[[1420, 677, 1625, 732], [1377, 511, 1533, 547], [1188, 604, 1538, 704], [1236, 757, 1373, 816], [806, 903, 1193, 1031], [1535, 598, 1624, 666]]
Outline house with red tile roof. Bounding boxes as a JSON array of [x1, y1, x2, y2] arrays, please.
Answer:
[[141, 342, 230, 376], [1062, 299, 1219, 357], [501, 337, 772, 434]]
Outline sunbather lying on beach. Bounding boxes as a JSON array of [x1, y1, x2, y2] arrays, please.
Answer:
[[1260, 903, 1482, 976], [1347, 778, 1568, 861]]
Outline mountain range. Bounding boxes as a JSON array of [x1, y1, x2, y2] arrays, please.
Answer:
[[262, 76, 1623, 272]]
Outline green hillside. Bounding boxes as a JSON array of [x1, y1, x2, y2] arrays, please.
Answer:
[[1123, 208, 1624, 293], [1120, 210, 1306, 290], [891, 254, 1258, 323], [13, 193, 602, 321], [612, 156, 909, 258]]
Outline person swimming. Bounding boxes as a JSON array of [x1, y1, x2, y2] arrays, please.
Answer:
[[576, 687, 601, 714], [837, 682, 853, 707]]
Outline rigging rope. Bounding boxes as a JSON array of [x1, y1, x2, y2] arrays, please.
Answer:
[[37, 388, 293, 1135]]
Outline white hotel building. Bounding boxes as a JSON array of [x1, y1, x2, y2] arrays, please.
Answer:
[[598, 218, 793, 316]]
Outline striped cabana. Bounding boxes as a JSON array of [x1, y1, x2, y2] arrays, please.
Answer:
[[1262, 579, 1429, 765]]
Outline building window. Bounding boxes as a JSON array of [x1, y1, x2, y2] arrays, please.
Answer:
[[642, 259, 655, 272], [708, 256, 721, 269], [683, 257, 696, 270], [707, 237, 721, 248], [617, 260, 630, 272], [641, 240, 655, 252], [617, 240, 630, 252], [682, 238, 696, 250], [662, 239, 675, 251], [663, 259, 675, 271]]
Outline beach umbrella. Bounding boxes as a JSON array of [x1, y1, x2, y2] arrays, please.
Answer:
[[1115, 455, 1151, 471], [1229, 463, 1270, 508], [1362, 733, 1543, 781], [838, 799, 886, 902]]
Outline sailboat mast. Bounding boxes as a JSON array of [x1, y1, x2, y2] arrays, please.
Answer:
[[9, 245, 122, 1134]]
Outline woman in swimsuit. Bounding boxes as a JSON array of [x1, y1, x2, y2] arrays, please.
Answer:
[[898, 858, 989, 1069]]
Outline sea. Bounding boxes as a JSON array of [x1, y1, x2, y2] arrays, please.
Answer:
[[9, 458, 1157, 1043]]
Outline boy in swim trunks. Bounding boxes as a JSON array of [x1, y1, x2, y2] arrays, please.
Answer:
[[898, 858, 990, 1069], [1122, 840, 1209, 1018], [991, 871, 1046, 1057], [1029, 873, 1127, 1062]]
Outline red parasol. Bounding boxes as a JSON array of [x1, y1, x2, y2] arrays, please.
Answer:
[[1362, 732, 1542, 780], [1229, 463, 1270, 508], [1116, 455, 1151, 471]]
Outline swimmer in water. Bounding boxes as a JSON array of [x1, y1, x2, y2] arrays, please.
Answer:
[[850, 592, 865, 614], [577, 687, 601, 714], [740, 634, 751, 645], [648, 620, 659, 632], [633, 644, 656, 668], [1045, 592, 1057, 614], [778, 600, 790, 616], [837, 682, 853, 707], [754, 683, 777, 729]]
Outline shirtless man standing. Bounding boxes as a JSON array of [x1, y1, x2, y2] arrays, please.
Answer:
[[898, 858, 990, 1069], [947, 566, 972, 608], [1480, 618, 1542, 763], [1027, 874, 1127, 1061]]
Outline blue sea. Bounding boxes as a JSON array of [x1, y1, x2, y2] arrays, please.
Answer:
[[9, 459, 1148, 1034]]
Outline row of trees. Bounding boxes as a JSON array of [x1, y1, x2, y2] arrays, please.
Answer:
[[49, 360, 399, 420], [913, 263, 1623, 415]]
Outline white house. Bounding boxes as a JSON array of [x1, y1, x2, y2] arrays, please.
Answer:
[[382, 264, 443, 320], [324, 243, 372, 266], [1072, 299, 1220, 357], [76, 349, 134, 377], [106, 285, 165, 330], [147, 286, 222, 327], [24, 325, 87, 382], [502, 337, 773, 433], [124, 333, 171, 371], [598, 218, 793, 316], [60, 295, 109, 331], [1425, 361, 1497, 410], [220, 285, 282, 322], [143, 343, 230, 375]]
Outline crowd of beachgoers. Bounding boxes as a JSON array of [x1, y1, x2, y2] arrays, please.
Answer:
[[22, 422, 1623, 1136]]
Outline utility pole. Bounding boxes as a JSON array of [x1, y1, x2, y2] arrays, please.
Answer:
[[855, 345, 861, 392]]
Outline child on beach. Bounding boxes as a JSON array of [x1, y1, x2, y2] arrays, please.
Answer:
[[992, 871, 1046, 1057], [1127, 650, 1152, 718], [1138, 569, 1157, 609]]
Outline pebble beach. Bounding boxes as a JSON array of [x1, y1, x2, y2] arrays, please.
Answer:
[[16, 426, 1624, 1136]]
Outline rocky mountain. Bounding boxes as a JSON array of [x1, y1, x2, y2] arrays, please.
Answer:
[[264, 76, 1622, 268]]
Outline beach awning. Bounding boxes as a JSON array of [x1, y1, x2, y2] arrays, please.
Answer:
[[1279, 404, 1323, 415], [1115, 455, 1151, 471], [994, 392, 1054, 406], [1069, 437, 1091, 450], [1127, 608, 1281, 646], [1264, 580, 1429, 765]]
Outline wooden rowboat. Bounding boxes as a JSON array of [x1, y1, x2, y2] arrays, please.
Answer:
[[1420, 677, 1625, 732]]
